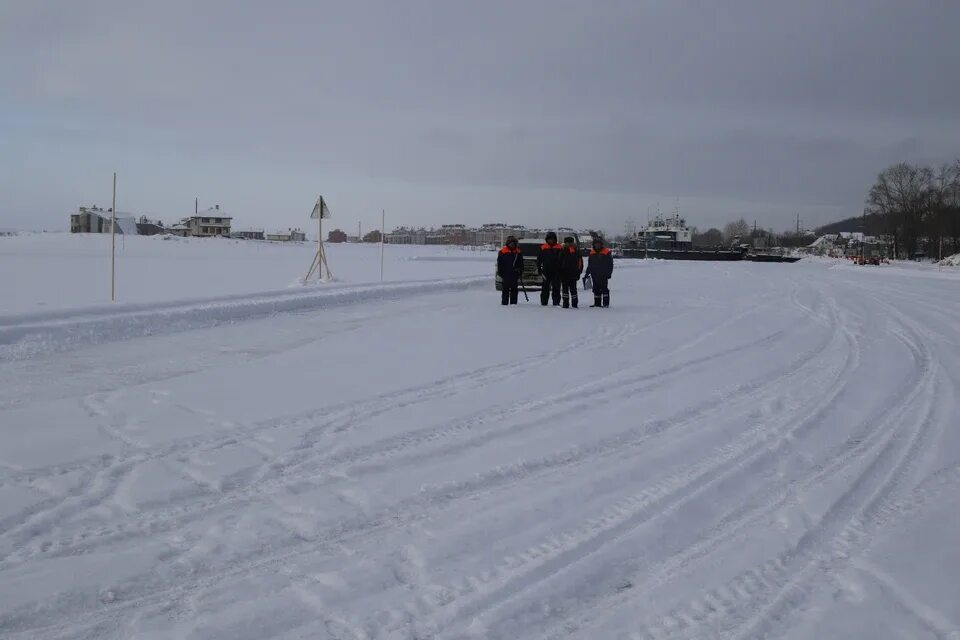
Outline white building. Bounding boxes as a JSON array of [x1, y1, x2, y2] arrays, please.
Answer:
[[266, 229, 307, 242], [70, 206, 139, 234], [178, 206, 232, 237]]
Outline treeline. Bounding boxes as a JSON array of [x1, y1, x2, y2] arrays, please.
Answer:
[[865, 161, 960, 257], [816, 212, 887, 237], [696, 160, 960, 256], [690, 219, 812, 249]]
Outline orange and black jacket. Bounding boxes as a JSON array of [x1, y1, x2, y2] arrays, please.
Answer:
[[586, 248, 614, 279], [497, 245, 523, 283], [558, 245, 584, 279], [537, 242, 563, 277]]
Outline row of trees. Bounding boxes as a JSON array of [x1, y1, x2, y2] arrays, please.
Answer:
[[690, 219, 813, 249], [866, 161, 960, 258], [688, 222, 743, 247]]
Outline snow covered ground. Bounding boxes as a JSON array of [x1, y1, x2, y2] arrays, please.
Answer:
[[0, 233, 492, 314], [1, 240, 959, 639], [941, 252, 960, 267]]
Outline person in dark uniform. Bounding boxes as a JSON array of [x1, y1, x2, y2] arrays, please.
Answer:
[[557, 236, 583, 308], [536, 231, 562, 306], [585, 236, 614, 307], [496, 235, 523, 305]]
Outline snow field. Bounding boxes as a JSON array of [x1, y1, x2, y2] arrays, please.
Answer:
[[0, 240, 959, 639]]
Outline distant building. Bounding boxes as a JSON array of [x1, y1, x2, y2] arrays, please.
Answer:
[[385, 227, 428, 244], [110, 217, 139, 235], [71, 206, 139, 234], [169, 223, 192, 237], [385, 223, 546, 246], [136, 216, 165, 236], [71, 207, 109, 233], [178, 205, 232, 237], [266, 228, 307, 242], [232, 229, 265, 240]]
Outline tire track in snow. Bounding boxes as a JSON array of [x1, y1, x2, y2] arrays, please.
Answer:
[[0, 310, 801, 571], [852, 559, 960, 640], [0, 307, 832, 637], [0, 283, 766, 494], [0, 276, 493, 361], [625, 291, 944, 640], [0, 308, 682, 563], [0, 297, 779, 567], [532, 289, 869, 637], [376, 289, 857, 639], [0, 351, 560, 560], [0, 314, 655, 536], [0, 298, 446, 414], [0, 300, 681, 492], [725, 294, 950, 640]]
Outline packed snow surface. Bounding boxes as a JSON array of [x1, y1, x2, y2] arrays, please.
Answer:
[[0, 233, 491, 314], [1, 239, 959, 639]]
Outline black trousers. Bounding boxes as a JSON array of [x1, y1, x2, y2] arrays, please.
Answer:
[[561, 278, 579, 307], [540, 275, 561, 305], [501, 282, 519, 305], [592, 277, 610, 307]]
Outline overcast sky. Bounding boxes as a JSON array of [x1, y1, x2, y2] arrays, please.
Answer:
[[2, 0, 958, 235]]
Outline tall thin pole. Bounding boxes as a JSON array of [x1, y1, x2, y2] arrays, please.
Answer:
[[380, 209, 385, 281], [318, 210, 323, 280], [111, 172, 117, 302], [862, 208, 866, 263]]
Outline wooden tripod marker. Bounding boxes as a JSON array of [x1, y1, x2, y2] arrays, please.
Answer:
[[305, 239, 331, 281], [305, 195, 333, 281]]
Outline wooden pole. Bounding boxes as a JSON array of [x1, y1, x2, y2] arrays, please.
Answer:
[[380, 209, 385, 281], [111, 172, 117, 302]]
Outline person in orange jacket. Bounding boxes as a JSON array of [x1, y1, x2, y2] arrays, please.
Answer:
[[536, 231, 563, 306], [496, 236, 523, 305], [557, 236, 583, 308], [585, 236, 614, 307]]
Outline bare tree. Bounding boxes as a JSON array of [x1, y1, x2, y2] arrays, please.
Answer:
[[949, 160, 960, 255], [723, 218, 750, 243], [694, 227, 724, 246], [931, 161, 960, 256], [866, 163, 936, 257]]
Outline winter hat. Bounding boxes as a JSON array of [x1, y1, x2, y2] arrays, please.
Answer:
[[545, 231, 557, 242], [592, 236, 605, 246], [563, 236, 575, 244], [505, 235, 518, 245]]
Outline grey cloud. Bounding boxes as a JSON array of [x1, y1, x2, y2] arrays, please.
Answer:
[[1, 0, 958, 231]]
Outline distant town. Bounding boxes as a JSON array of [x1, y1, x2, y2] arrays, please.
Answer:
[[62, 155, 960, 267], [69, 205, 307, 243], [67, 205, 587, 248], [61, 203, 904, 261]]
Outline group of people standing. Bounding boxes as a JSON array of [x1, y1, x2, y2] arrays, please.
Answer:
[[497, 231, 614, 308]]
